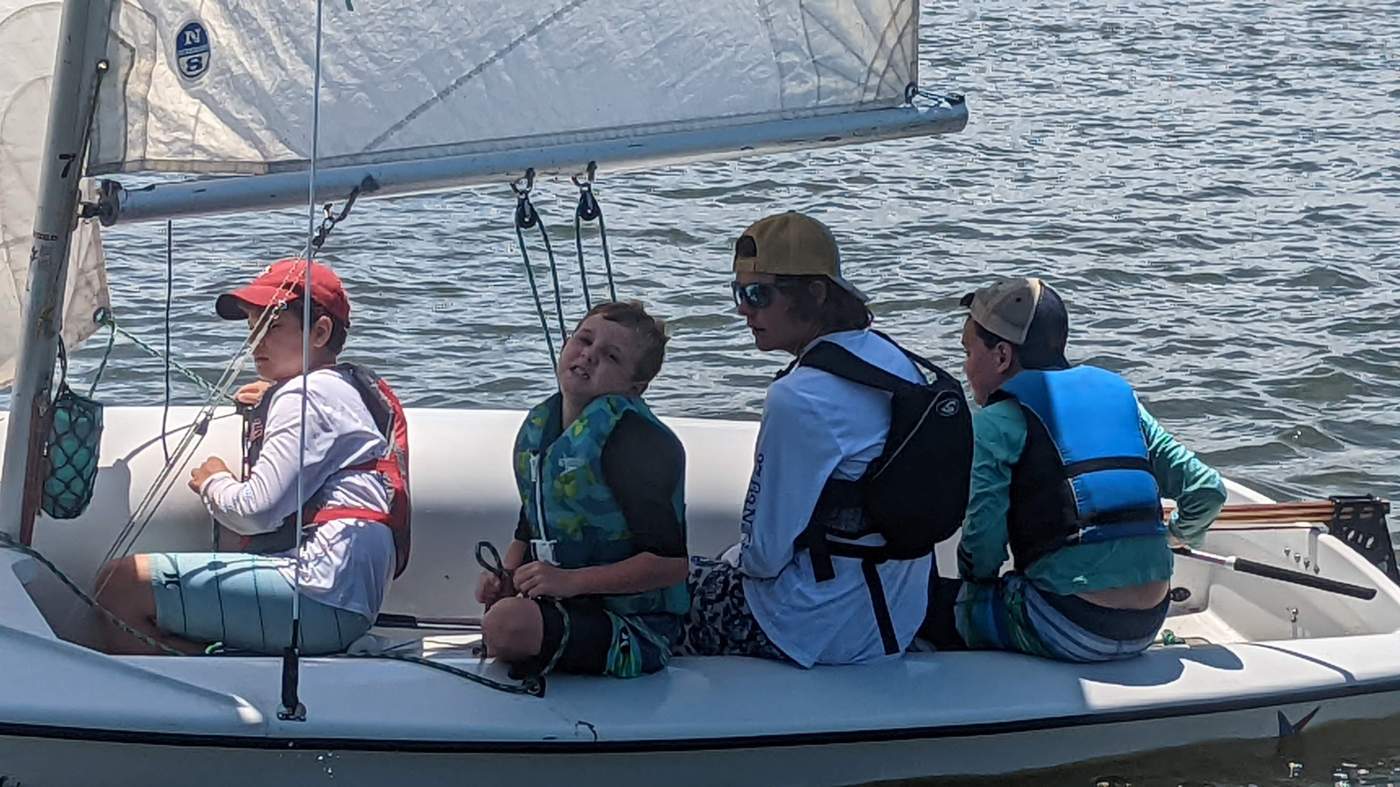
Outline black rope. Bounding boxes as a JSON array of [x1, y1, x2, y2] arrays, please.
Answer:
[[309, 177, 373, 253], [335, 651, 546, 696], [573, 209, 593, 313], [596, 209, 617, 303], [512, 170, 560, 370], [572, 163, 617, 305], [0, 533, 545, 697], [538, 221, 567, 342], [0, 534, 190, 657]]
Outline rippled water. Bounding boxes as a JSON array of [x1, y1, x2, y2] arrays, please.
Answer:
[[5, 0, 1400, 781]]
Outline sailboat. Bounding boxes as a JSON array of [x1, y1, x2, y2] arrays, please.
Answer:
[[2, 1, 1400, 785]]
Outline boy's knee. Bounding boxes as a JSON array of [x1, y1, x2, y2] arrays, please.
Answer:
[[95, 557, 134, 598], [94, 556, 151, 610], [482, 598, 542, 661]]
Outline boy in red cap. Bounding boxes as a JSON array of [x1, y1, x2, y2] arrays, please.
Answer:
[[95, 258, 411, 655]]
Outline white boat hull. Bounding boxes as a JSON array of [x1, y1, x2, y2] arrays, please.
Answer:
[[0, 406, 1398, 785]]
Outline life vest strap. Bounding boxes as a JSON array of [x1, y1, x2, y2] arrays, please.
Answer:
[[310, 506, 392, 525], [860, 559, 900, 656], [1062, 456, 1153, 478]]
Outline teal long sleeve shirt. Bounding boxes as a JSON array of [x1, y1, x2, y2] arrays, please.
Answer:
[[956, 399, 1227, 595]]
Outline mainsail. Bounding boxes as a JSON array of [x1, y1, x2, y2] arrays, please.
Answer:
[[88, 0, 924, 175], [1, 2, 110, 389], [89, 0, 961, 222]]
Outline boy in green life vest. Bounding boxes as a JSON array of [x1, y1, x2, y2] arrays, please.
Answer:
[[476, 301, 691, 678]]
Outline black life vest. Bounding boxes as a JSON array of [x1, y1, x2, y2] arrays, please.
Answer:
[[239, 363, 412, 578], [992, 366, 1164, 571], [787, 331, 972, 654]]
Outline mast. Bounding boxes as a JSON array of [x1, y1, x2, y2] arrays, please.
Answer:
[[0, 0, 111, 541]]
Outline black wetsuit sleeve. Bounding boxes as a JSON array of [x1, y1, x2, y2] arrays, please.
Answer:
[[601, 412, 688, 558], [513, 505, 530, 543]]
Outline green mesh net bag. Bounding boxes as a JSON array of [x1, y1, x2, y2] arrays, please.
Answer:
[[40, 336, 107, 520]]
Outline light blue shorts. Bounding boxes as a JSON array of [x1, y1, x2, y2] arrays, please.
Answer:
[[148, 552, 372, 655]]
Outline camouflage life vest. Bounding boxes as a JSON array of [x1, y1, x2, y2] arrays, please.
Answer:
[[513, 393, 689, 617]]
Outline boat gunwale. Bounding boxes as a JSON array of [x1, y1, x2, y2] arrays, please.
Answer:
[[3, 669, 1399, 753]]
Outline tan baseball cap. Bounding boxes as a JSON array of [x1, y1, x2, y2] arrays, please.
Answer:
[[959, 276, 1064, 345], [732, 211, 868, 302]]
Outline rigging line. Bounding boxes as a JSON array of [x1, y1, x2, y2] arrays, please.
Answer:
[[573, 212, 592, 313], [333, 652, 545, 697], [95, 303, 280, 572], [513, 172, 558, 370], [99, 318, 224, 400], [93, 251, 314, 584], [538, 217, 567, 344], [81, 314, 272, 626], [162, 220, 173, 464], [572, 164, 617, 306], [597, 210, 616, 303], [277, 0, 331, 724], [0, 534, 190, 657], [104, 253, 313, 554]]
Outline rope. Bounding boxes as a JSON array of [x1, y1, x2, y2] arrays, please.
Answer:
[[334, 651, 546, 696], [572, 164, 617, 305], [276, 0, 331, 723], [96, 301, 279, 571], [0, 533, 188, 657], [512, 170, 560, 370], [0, 535, 545, 696], [94, 311, 225, 400], [309, 178, 370, 253]]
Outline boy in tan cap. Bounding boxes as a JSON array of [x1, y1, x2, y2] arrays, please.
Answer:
[[680, 211, 970, 666], [919, 276, 1225, 662]]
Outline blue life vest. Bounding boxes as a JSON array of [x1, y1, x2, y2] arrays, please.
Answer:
[[992, 366, 1165, 570]]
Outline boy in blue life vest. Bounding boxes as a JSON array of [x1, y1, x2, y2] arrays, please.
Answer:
[[475, 301, 690, 678], [920, 277, 1226, 662]]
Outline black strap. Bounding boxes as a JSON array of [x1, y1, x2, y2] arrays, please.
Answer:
[[798, 341, 915, 393], [805, 526, 836, 582], [1075, 505, 1164, 529], [860, 559, 900, 656], [1062, 456, 1152, 477]]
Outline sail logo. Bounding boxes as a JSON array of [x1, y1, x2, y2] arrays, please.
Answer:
[[175, 20, 211, 81]]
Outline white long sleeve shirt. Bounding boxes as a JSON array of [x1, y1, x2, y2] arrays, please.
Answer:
[[739, 330, 933, 667], [199, 368, 396, 620]]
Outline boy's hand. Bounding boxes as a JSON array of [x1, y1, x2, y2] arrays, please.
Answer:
[[234, 380, 273, 407], [189, 457, 231, 493], [475, 571, 515, 609], [514, 562, 581, 599]]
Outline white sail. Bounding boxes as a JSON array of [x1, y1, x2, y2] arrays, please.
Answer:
[[0, 1, 110, 389], [89, 0, 922, 176]]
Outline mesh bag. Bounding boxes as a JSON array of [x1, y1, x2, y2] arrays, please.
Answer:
[[40, 339, 104, 519]]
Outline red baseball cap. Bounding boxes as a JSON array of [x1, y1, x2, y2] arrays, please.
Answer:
[[215, 258, 351, 324]]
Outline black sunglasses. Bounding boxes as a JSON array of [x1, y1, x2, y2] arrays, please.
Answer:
[[730, 281, 780, 309]]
